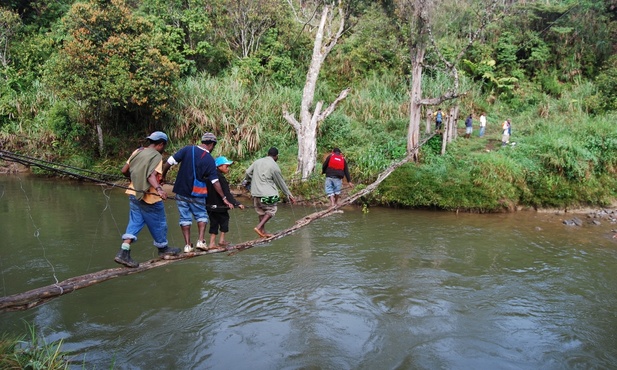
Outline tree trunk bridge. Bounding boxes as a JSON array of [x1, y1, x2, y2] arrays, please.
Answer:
[[0, 138, 432, 312]]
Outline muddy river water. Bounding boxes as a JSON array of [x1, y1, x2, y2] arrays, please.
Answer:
[[0, 175, 616, 369]]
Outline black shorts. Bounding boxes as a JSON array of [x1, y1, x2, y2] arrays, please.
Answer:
[[209, 211, 230, 234]]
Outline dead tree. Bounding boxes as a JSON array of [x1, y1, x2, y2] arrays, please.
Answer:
[[399, 0, 500, 157], [283, 0, 349, 180]]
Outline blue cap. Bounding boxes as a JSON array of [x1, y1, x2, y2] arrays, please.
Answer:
[[146, 131, 168, 142], [215, 156, 233, 167]]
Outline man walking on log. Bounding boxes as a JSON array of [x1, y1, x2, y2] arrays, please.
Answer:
[[162, 132, 234, 253], [322, 147, 352, 208], [115, 131, 180, 268], [244, 147, 296, 238]]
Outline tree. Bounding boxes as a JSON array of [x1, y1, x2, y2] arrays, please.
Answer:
[[0, 7, 21, 68], [283, 0, 350, 180], [395, 0, 501, 157], [45, 0, 180, 155], [223, 0, 282, 58], [140, 0, 233, 75]]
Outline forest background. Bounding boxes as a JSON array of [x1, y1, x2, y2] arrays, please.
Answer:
[[1, 0, 616, 212]]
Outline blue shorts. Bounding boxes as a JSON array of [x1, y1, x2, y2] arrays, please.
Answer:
[[325, 176, 343, 197], [175, 194, 208, 226]]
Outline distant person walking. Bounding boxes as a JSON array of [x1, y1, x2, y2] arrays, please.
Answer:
[[162, 132, 233, 253], [502, 119, 511, 146], [434, 108, 444, 132], [115, 131, 180, 268], [322, 148, 352, 208], [479, 113, 487, 137], [244, 147, 296, 238], [206, 156, 245, 250], [465, 114, 473, 138]]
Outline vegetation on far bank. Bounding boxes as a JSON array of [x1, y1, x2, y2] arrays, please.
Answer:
[[1, 0, 616, 212]]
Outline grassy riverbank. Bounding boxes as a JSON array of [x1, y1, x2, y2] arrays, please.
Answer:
[[377, 112, 617, 212], [1, 73, 616, 213]]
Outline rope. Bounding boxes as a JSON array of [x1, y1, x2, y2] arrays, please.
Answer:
[[0, 149, 341, 209], [0, 150, 124, 181], [0, 150, 169, 199]]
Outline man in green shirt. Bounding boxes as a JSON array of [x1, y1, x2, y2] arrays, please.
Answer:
[[115, 131, 180, 268], [244, 147, 296, 238]]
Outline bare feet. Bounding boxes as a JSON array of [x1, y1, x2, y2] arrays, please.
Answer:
[[207, 245, 226, 252], [254, 227, 266, 238]]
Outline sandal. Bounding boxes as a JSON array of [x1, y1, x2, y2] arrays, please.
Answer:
[[218, 241, 230, 247], [208, 246, 226, 252], [254, 227, 267, 238]]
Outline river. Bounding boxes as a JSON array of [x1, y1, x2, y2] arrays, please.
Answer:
[[0, 174, 616, 369]]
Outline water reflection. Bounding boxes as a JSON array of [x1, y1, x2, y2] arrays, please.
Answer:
[[1, 175, 616, 369]]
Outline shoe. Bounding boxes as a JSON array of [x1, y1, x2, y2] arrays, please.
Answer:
[[158, 246, 181, 257], [183, 244, 194, 253], [114, 249, 139, 268], [196, 240, 208, 251]]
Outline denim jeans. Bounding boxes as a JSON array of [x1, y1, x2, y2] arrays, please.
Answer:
[[175, 194, 208, 226], [479, 126, 486, 137], [122, 195, 168, 248], [325, 176, 343, 196]]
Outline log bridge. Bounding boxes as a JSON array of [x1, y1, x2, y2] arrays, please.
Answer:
[[0, 139, 431, 312]]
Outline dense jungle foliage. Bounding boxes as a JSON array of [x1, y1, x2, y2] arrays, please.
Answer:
[[1, 0, 616, 211]]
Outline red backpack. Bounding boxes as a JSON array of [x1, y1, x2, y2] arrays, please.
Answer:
[[328, 153, 345, 171]]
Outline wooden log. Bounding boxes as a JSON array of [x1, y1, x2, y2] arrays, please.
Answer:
[[0, 210, 335, 312]]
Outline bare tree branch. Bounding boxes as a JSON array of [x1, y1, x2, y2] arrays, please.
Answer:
[[283, 105, 301, 131], [317, 87, 350, 122]]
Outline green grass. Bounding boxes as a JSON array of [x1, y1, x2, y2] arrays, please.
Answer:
[[0, 322, 71, 370]]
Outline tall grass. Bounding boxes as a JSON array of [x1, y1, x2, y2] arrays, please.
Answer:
[[171, 73, 298, 160], [0, 322, 71, 369]]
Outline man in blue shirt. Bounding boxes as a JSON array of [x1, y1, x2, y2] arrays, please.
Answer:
[[162, 133, 233, 253]]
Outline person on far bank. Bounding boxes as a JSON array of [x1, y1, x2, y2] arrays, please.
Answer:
[[161, 132, 234, 253], [206, 156, 245, 250], [244, 147, 296, 238], [502, 119, 511, 146], [464, 114, 473, 138], [434, 108, 444, 132], [479, 112, 487, 137], [115, 131, 180, 268], [322, 147, 352, 208]]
